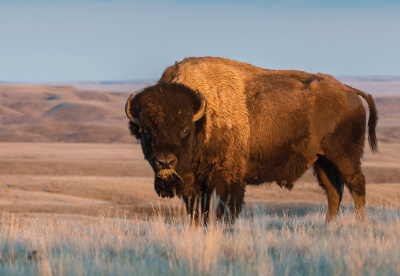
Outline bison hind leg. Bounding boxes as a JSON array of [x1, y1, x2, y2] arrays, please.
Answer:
[[335, 163, 366, 222], [313, 157, 344, 222], [322, 152, 366, 221]]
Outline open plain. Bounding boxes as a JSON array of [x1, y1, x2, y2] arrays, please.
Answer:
[[0, 142, 400, 219], [0, 81, 400, 275]]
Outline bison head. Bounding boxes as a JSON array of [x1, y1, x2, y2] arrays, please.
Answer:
[[125, 83, 206, 198]]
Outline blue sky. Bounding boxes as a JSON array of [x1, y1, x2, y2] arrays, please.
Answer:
[[0, 0, 399, 82]]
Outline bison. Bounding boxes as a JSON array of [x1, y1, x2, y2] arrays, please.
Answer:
[[125, 57, 378, 222]]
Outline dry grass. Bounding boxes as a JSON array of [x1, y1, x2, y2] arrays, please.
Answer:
[[1, 206, 400, 276], [157, 169, 184, 182]]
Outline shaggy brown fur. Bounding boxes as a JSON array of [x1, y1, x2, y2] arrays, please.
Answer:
[[127, 56, 378, 222]]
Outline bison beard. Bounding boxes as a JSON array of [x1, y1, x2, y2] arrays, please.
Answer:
[[126, 56, 378, 224], [155, 169, 184, 198]]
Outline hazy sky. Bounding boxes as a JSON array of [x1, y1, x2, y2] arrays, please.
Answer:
[[0, 0, 399, 82]]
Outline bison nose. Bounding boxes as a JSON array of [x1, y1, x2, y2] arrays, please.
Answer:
[[155, 154, 177, 170]]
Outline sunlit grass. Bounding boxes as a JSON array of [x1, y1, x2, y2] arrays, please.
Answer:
[[1, 205, 400, 275]]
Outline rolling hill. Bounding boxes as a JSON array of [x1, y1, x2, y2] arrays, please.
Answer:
[[0, 81, 399, 143]]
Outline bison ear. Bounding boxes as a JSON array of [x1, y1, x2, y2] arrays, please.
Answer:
[[129, 121, 142, 139], [192, 89, 207, 122], [125, 93, 140, 124]]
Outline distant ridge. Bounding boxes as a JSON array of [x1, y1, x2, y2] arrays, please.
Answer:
[[335, 76, 400, 96], [0, 84, 134, 143], [62, 80, 157, 93], [43, 79, 157, 86], [336, 76, 400, 82], [99, 79, 156, 85], [0, 79, 157, 93]]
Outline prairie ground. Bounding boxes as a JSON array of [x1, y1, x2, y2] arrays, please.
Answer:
[[0, 82, 399, 275], [0, 142, 400, 218]]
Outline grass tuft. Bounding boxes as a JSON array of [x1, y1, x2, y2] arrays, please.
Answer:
[[157, 169, 184, 182]]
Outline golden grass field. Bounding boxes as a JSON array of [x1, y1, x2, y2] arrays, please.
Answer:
[[0, 82, 399, 275]]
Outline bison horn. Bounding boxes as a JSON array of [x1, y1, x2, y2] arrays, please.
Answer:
[[125, 93, 139, 124], [192, 89, 207, 122]]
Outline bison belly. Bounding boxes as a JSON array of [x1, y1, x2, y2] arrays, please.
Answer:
[[244, 89, 323, 186]]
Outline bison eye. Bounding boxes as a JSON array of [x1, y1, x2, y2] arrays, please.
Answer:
[[143, 129, 152, 141], [181, 127, 189, 139]]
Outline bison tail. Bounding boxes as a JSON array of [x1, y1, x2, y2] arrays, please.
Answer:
[[350, 87, 379, 153]]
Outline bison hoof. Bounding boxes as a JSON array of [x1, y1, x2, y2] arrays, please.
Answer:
[[277, 180, 294, 191]]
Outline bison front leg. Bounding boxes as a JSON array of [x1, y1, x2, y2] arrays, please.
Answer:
[[204, 177, 246, 223], [183, 177, 246, 224], [182, 194, 218, 225], [183, 196, 203, 224]]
